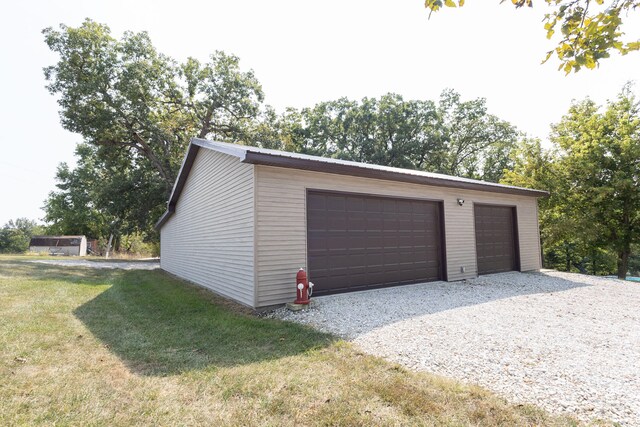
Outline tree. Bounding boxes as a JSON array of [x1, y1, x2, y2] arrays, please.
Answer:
[[43, 19, 264, 196], [0, 218, 45, 254], [552, 88, 640, 278], [277, 90, 520, 182], [424, 0, 640, 73], [44, 143, 165, 248], [501, 138, 613, 273], [503, 86, 640, 278], [289, 94, 443, 169], [436, 89, 519, 181]]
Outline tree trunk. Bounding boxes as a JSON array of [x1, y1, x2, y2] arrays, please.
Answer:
[[617, 250, 630, 279], [105, 234, 114, 259]]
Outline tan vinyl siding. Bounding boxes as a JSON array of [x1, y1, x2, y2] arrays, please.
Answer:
[[160, 150, 255, 307], [515, 197, 542, 271], [255, 165, 541, 307]]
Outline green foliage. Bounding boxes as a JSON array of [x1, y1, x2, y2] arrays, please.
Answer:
[[552, 86, 640, 277], [117, 232, 159, 257], [270, 90, 520, 182], [437, 89, 520, 181], [43, 19, 263, 192], [0, 218, 45, 254], [424, 0, 640, 73], [628, 244, 640, 275], [503, 85, 640, 278], [44, 143, 165, 248], [43, 20, 263, 243]]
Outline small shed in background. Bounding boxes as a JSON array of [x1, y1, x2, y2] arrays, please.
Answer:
[[29, 236, 88, 256]]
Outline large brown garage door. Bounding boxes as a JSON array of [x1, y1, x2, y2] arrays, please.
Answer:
[[307, 190, 444, 295], [474, 204, 519, 275]]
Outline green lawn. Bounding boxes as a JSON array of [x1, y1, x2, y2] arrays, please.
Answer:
[[0, 255, 589, 426]]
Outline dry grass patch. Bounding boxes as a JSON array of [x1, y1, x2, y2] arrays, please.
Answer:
[[0, 255, 593, 426]]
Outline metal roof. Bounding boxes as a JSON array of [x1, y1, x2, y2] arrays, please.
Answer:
[[30, 236, 85, 247], [155, 138, 548, 229]]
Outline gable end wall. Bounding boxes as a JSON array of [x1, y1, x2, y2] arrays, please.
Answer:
[[160, 150, 255, 307]]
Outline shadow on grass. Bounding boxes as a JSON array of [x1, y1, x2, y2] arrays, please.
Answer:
[[0, 258, 111, 285], [72, 269, 334, 376]]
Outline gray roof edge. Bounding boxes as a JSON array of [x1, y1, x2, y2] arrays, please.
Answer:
[[154, 209, 173, 230], [191, 138, 248, 159]]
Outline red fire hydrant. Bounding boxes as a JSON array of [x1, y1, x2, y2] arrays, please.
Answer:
[[294, 268, 314, 304]]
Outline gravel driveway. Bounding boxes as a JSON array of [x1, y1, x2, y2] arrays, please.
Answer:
[[29, 259, 160, 270], [274, 271, 640, 426]]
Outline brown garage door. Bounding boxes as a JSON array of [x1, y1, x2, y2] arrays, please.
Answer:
[[307, 191, 444, 295], [474, 204, 519, 275]]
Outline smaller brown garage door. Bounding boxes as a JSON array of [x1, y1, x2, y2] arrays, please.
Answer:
[[474, 204, 519, 275], [307, 191, 444, 295]]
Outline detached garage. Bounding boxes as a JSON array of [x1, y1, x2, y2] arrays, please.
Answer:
[[156, 138, 547, 309]]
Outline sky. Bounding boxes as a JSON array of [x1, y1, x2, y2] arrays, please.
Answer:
[[0, 0, 639, 225]]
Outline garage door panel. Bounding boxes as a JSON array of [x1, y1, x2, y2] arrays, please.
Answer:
[[346, 235, 366, 249], [326, 195, 346, 210], [364, 235, 383, 249], [307, 235, 326, 247], [347, 215, 366, 230], [307, 195, 326, 210], [365, 217, 383, 230], [398, 220, 413, 232], [326, 235, 348, 249], [364, 198, 381, 211], [475, 204, 518, 275], [366, 252, 384, 267], [307, 216, 327, 231], [383, 218, 398, 230], [382, 199, 396, 213], [346, 196, 365, 212], [326, 253, 352, 269], [384, 251, 403, 265], [383, 235, 399, 248], [308, 191, 444, 294], [398, 233, 416, 247]]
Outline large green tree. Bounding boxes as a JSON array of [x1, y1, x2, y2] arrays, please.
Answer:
[[503, 87, 640, 278], [276, 90, 520, 182], [424, 0, 639, 73], [552, 88, 640, 278], [43, 19, 264, 195]]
